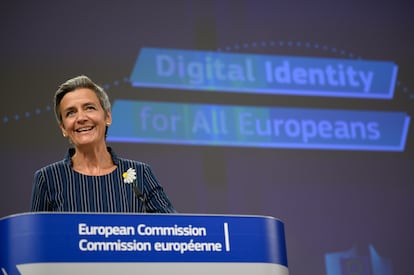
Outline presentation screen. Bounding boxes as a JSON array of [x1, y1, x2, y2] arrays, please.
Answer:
[[1, 1, 413, 275]]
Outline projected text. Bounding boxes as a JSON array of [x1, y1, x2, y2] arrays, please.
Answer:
[[107, 100, 410, 151], [130, 48, 398, 99]]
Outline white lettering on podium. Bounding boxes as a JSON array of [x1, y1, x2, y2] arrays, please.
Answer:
[[224, 222, 230, 252], [154, 240, 222, 254], [76, 222, 231, 254], [78, 223, 135, 238], [137, 224, 207, 236], [79, 239, 151, 252]]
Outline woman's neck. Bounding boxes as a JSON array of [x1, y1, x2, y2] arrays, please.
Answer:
[[71, 145, 116, 176]]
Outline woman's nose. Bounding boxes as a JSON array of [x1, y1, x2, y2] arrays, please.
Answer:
[[76, 110, 88, 121]]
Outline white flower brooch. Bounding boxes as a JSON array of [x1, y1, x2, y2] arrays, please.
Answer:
[[123, 168, 137, 184]]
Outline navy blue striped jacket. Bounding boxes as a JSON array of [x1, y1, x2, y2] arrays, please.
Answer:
[[30, 147, 176, 213]]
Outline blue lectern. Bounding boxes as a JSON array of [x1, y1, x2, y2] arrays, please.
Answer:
[[1, 213, 288, 274]]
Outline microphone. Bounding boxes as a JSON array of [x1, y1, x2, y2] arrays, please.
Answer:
[[133, 185, 146, 213]]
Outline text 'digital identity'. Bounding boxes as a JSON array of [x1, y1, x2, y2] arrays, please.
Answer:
[[130, 48, 398, 99]]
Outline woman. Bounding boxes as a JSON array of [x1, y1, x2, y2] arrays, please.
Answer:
[[30, 75, 176, 213]]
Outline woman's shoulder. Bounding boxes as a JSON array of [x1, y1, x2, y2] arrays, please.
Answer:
[[116, 156, 148, 168], [36, 148, 73, 173], [36, 159, 68, 173], [108, 147, 148, 169]]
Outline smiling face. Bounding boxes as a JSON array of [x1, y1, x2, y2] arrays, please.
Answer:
[[59, 88, 112, 149]]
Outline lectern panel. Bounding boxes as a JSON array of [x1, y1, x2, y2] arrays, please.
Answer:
[[0, 213, 288, 275]]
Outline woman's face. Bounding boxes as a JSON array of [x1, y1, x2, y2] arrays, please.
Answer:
[[59, 88, 111, 148]]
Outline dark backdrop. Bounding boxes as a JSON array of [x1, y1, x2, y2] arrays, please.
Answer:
[[1, 1, 413, 274]]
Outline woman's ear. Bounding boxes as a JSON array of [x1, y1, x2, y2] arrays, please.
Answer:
[[105, 111, 112, 126], [59, 123, 67, 137]]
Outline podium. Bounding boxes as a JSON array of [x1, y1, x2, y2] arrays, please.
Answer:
[[1, 213, 288, 275]]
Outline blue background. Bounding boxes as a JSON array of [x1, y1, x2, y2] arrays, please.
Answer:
[[1, 1, 413, 274]]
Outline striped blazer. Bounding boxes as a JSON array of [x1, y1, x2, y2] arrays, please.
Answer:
[[30, 147, 176, 213]]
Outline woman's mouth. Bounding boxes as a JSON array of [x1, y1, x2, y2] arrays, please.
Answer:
[[75, 126, 94, 133]]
